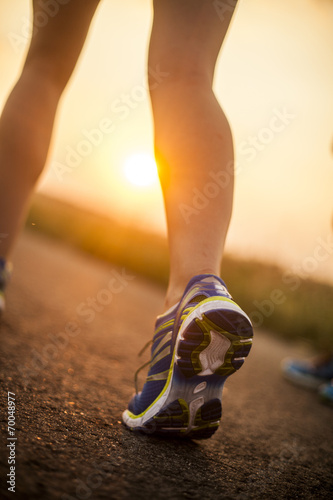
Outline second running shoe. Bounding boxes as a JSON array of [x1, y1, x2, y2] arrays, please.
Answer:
[[122, 274, 253, 439]]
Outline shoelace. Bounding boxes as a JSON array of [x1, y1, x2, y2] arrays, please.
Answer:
[[134, 339, 153, 394], [133, 302, 180, 394]]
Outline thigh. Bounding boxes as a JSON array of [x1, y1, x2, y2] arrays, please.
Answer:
[[24, 0, 101, 85], [149, 0, 238, 79]]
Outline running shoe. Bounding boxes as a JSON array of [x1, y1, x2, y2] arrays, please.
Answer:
[[122, 274, 253, 439], [0, 258, 12, 314], [318, 380, 333, 406], [281, 355, 333, 390]]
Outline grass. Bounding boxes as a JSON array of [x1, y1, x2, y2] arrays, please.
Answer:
[[26, 193, 333, 351]]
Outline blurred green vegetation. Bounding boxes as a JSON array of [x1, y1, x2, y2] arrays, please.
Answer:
[[27, 193, 333, 350]]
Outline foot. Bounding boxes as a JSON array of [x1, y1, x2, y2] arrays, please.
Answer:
[[0, 258, 12, 314], [122, 274, 253, 439], [281, 355, 333, 390]]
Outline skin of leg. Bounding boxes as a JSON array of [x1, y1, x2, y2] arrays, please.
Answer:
[[149, 0, 238, 309], [0, 0, 100, 259]]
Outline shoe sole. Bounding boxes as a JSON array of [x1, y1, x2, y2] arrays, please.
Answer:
[[122, 298, 253, 439]]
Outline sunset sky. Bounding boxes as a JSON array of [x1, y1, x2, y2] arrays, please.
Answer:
[[0, 0, 332, 284]]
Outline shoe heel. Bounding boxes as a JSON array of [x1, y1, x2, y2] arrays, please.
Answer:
[[177, 305, 253, 379]]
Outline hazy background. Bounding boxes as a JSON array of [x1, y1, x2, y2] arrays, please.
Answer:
[[0, 0, 332, 284]]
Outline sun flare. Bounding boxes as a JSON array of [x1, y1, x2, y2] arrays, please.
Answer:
[[123, 153, 158, 187]]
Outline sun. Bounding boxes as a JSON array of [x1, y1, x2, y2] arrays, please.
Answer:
[[123, 153, 158, 187]]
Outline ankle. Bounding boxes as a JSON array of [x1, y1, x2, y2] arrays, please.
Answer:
[[164, 268, 220, 311], [164, 287, 182, 312]]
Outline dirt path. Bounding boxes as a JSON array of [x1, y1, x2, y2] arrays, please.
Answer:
[[1, 231, 332, 499]]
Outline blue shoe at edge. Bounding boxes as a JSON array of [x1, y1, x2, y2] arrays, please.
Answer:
[[122, 273, 254, 439], [281, 356, 333, 390], [0, 258, 12, 315], [318, 380, 333, 406]]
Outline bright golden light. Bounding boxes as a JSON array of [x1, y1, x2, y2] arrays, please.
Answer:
[[123, 153, 158, 187]]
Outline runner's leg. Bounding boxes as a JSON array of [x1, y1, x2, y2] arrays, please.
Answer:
[[149, 0, 238, 309], [0, 0, 101, 258]]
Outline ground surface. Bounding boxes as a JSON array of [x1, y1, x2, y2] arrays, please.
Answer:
[[0, 231, 332, 500]]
